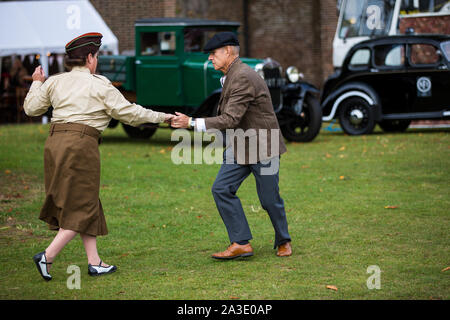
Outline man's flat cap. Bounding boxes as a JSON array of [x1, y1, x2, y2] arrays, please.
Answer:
[[65, 32, 103, 56], [204, 32, 239, 53]]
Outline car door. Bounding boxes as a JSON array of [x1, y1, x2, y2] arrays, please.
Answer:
[[406, 42, 450, 113], [135, 30, 183, 107], [369, 42, 410, 114]]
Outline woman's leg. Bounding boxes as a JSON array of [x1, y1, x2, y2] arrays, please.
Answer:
[[80, 233, 109, 267], [45, 228, 78, 269]]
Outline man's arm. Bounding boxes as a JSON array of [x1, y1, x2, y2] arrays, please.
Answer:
[[171, 75, 254, 130]]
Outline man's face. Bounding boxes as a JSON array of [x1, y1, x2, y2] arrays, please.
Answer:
[[208, 47, 229, 73]]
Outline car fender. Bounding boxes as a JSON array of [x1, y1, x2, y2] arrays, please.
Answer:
[[298, 81, 320, 97], [193, 88, 222, 117], [321, 82, 382, 121]]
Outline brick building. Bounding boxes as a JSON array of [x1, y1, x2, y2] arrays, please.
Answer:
[[90, 0, 339, 88]]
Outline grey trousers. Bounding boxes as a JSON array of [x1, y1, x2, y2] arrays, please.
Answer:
[[211, 149, 291, 248]]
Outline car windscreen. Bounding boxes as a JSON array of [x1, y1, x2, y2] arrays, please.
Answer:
[[442, 41, 450, 61]]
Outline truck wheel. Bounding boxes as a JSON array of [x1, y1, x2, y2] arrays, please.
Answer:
[[378, 119, 411, 132], [338, 97, 375, 135], [122, 123, 157, 139], [281, 94, 322, 142], [108, 118, 119, 128]]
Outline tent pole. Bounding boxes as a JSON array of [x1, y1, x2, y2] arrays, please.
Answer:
[[40, 52, 49, 78]]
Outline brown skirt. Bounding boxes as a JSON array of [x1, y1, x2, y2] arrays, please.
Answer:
[[39, 123, 107, 236]]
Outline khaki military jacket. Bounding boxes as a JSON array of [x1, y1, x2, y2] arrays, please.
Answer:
[[24, 66, 166, 132]]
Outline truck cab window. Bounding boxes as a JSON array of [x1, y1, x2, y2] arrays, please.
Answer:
[[140, 32, 176, 56], [184, 27, 235, 53]]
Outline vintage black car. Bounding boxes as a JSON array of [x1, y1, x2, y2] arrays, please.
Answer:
[[321, 34, 450, 135]]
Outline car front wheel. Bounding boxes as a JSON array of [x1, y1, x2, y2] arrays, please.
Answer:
[[280, 94, 322, 142], [338, 97, 375, 135]]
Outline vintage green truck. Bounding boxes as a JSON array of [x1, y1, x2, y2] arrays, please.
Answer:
[[98, 18, 322, 142]]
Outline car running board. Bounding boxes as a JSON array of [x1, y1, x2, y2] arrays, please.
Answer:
[[382, 110, 450, 120]]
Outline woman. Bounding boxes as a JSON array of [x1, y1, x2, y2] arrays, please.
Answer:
[[24, 32, 173, 281]]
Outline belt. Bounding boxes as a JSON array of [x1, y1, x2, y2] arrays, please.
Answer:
[[49, 123, 102, 144]]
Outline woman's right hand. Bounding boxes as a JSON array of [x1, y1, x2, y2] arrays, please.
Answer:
[[32, 66, 46, 82], [164, 114, 175, 124]]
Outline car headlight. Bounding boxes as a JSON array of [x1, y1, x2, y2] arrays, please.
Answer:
[[286, 66, 300, 83], [255, 63, 264, 79]]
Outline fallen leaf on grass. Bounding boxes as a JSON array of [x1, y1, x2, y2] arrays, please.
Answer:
[[326, 285, 338, 291], [5, 169, 11, 174], [441, 266, 450, 272], [230, 296, 240, 299], [339, 176, 345, 180], [339, 146, 346, 151], [384, 205, 398, 209]]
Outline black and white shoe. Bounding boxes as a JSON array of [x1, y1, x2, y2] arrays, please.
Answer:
[[33, 251, 52, 281], [88, 260, 117, 276]]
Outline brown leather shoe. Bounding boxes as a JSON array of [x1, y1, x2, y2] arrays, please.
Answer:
[[212, 243, 254, 260], [277, 242, 292, 257]]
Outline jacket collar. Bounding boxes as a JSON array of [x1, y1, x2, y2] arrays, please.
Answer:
[[71, 66, 91, 74]]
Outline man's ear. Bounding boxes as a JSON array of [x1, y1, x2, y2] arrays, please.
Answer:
[[225, 46, 232, 56]]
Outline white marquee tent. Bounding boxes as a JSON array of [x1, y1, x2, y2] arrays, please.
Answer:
[[0, 0, 119, 76]]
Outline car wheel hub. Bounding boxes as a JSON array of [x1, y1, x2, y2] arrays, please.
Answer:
[[350, 109, 364, 125]]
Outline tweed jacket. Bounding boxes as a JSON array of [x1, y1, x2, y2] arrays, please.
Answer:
[[204, 59, 287, 164]]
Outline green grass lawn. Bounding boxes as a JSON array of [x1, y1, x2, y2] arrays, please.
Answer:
[[0, 123, 448, 299]]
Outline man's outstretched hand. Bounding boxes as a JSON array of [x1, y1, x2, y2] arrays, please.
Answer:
[[171, 112, 190, 128]]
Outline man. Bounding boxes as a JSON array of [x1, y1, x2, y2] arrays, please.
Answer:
[[171, 32, 292, 259]]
